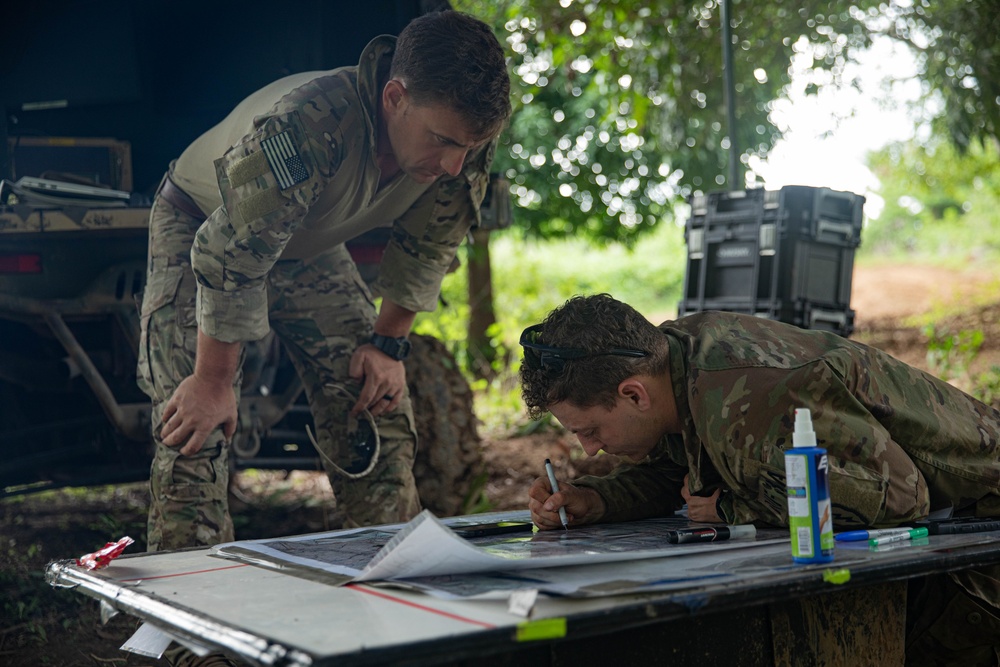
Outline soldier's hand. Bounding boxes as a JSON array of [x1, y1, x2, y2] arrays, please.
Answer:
[[528, 476, 605, 529], [681, 474, 723, 523], [348, 344, 406, 418], [160, 375, 237, 456]]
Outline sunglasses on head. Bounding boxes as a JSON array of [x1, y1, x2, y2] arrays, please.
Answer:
[[519, 324, 648, 372]]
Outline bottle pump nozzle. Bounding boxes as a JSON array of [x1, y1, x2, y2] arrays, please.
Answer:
[[793, 408, 817, 448]]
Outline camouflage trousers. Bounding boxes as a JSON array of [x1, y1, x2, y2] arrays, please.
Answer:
[[906, 564, 1000, 666], [138, 178, 420, 552]]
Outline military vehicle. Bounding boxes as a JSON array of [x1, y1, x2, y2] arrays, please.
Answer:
[[0, 194, 488, 515]]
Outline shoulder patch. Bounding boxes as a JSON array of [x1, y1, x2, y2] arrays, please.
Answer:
[[261, 130, 310, 189]]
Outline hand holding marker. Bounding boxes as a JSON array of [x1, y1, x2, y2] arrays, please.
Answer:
[[544, 458, 569, 530]]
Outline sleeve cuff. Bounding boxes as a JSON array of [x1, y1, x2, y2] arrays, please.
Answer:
[[373, 243, 448, 313], [573, 475, 676, 523], [729, 494, 760, 525], [716, 489, 735, 523], [195, 282, 270, 342]]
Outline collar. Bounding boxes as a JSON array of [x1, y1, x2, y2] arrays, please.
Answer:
[[356, 35, 396, 163]]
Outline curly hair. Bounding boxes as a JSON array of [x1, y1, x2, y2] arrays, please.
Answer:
[[519, 294, 670, 419], [391, 10, 511, 139]]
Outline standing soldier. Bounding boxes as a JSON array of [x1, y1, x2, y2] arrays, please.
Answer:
[[138, 9, 511, 554]]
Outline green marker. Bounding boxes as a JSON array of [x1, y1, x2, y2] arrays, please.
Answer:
[[869, 527, 929, 547]]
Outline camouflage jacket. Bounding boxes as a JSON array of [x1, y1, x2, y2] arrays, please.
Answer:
[[575, 311, 1000, 528], [176, 35, 494, 342]]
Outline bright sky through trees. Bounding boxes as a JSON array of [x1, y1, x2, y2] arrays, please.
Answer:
[[750, 37, 927, 218]]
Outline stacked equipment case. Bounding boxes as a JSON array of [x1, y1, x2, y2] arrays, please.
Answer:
[[677, 185, 864, 337]]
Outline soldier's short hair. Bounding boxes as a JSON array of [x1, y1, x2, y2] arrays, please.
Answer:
[[391, 10, 511, 139], [520, 294, 670, 419]]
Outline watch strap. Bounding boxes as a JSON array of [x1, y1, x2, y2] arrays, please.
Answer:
[[369, 333, 411, 361]]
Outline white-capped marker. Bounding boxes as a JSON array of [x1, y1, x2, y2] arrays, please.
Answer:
[[869, 527, 929, 547], [544, 458, 569, 530]]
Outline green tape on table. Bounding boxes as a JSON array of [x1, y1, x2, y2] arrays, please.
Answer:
[[823, 568, 852, 585], [516, 618, 567, 642]]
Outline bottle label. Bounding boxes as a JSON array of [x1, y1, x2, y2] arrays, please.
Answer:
[[785, 452, 814, 557], [785, 448, 834, 563]]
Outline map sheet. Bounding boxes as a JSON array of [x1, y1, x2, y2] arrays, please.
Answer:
[[212, 509, 788, 593]]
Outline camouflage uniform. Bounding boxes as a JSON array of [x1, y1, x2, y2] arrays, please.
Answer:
[[572, 312, 1000, 666], [138, 35, 493, 551]]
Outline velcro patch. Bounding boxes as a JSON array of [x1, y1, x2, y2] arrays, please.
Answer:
[[261, 131, 309, 189], [227, 151, 268, 189]]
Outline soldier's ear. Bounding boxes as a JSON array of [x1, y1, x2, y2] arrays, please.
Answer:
[[382, 79, 409, 115], [618, 378, 650, 410]]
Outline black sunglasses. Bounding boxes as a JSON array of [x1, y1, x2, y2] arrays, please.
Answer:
[[519, 324, 647, 372]]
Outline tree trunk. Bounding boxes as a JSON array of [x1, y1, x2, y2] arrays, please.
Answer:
[[467, 228, 499, 381]]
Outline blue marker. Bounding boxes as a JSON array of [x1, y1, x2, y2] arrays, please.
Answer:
[[835, 528, 914, 542]]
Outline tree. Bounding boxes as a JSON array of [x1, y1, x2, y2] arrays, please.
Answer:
[[453, 0, 999, 244], [872, 0, 1000, 152], [865, 137, 1000, 256], [455, 0, 885, 244]]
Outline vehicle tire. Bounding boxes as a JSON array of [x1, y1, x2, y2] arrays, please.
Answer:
[[405, 334, 485, 517]]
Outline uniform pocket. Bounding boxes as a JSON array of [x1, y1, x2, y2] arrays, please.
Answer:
[[137, 265, 187, 399], [140, 265, 185, 321], [927, 586, 1000, 651]]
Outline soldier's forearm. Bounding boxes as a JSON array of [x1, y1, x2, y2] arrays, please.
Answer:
[[193, 329, 241, 388], [374, 299, 417, 338]]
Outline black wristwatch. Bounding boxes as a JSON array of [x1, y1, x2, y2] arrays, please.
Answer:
[[369, 333, 412, 361]]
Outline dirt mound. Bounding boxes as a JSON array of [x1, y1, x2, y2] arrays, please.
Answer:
[[851, 264, 997, 324], [852, 264, 1000, 378]]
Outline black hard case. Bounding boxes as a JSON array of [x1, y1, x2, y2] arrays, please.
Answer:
[[677, 185, 864, 337]]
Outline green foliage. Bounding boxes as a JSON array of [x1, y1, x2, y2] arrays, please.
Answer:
[[1, 541, 68, 649], [924, 324, 984, 381], [863, 137, 1000, 260], [413, 221, 687, 369], [975, 367, 1000, 408], [874, 0, 1000, 151], [471, 369, 530, 436], [454, 0, 883, 244], [515, 411, 557, 437], [923, 325, 1000, 408], [448, 0, 1000, 247], [460, 471, 494, 515]]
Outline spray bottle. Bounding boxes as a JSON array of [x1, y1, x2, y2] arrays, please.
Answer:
[[784, 408, 834, 563]]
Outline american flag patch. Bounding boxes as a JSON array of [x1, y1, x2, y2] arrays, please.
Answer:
[[261, 131, 309, 189]]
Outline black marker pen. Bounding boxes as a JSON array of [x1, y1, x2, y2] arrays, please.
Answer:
[[666, 525, 756, 544]]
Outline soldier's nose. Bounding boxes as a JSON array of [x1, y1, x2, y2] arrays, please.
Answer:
[[441, 150, 467, 177]]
